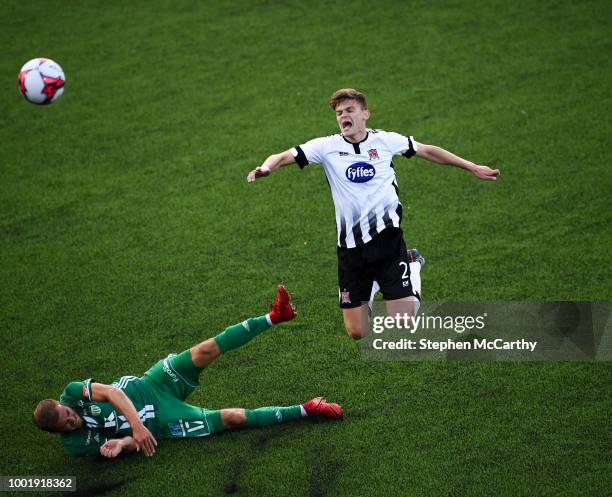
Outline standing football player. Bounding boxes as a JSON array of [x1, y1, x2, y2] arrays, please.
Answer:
[[247, 89, 500, 340]]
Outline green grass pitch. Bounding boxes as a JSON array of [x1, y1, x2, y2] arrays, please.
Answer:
[[1, 0, 611, 496]]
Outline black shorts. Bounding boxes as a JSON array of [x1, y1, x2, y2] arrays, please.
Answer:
[[337, 228, 420, 309]]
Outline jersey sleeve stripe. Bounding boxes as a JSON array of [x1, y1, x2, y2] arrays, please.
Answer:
[[402, 136, 417, 158], [291, 146, 309, 169]]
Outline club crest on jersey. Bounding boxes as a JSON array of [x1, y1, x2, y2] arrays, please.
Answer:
[[367, 148, 379, 160], [89, 405, 101, 416], [345, 162, 375, 183], [340, 290, 351, 304]]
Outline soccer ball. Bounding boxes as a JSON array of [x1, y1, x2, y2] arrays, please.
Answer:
[[18, 58, 66, 105]]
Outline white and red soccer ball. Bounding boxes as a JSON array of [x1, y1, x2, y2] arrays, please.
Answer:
[[18, 58, 65, 105]]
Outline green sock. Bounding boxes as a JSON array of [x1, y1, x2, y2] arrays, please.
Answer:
[[245, 405, 304, 427], [214, 316, 271, 354]]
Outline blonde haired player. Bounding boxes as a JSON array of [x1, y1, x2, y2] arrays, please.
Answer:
[[33, 286, 342, 457]]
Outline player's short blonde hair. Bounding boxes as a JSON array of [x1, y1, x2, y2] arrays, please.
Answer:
[[329, 88, 368, 110], [33, 399, 60, 432]]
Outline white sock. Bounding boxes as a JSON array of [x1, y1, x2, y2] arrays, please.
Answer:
[[407, 295, 420, 317], [369, 281, 380, 312], [299, 405, 307, 417], [265, 314, 273, 326]]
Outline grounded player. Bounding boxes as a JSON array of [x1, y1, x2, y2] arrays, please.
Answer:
[[33, 286, 342, 458], [248, 89, 500, 340]]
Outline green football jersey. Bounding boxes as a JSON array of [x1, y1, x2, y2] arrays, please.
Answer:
[[59, 377, 156, 456]]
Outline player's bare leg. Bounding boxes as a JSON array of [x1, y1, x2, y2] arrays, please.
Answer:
[[342, 304, 370, 340], [217, 398, 343, 431], [219, 408, 248, 429], [189, 338, 221, 369], [190, 285, 296, 368], [343, 298, 419, 340], [352, 248, 424, 339], [385, 296, 420, 320]]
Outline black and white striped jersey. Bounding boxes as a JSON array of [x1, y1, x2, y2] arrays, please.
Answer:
[[291, 129, 417, 248]]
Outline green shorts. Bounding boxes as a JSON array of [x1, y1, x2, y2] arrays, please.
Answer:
[[142, 350, 224, 438]]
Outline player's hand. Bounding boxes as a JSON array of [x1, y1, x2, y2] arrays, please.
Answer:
[[471, 164, 500, 181], [132, 425, 157, 457], [100, 439, 123, 459], [247, 165, 270, 182]]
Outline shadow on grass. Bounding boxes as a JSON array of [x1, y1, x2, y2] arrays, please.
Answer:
[[219, 427, 344, 497], [307, 449, 343, 497], [222, 431, 286, 494]]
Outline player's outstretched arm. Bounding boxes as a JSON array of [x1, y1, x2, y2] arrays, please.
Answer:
[[100, 437, 137, 458], [90, 383, 157, 457], [247, 149, 296, 182], [414, 142, 500, 181]]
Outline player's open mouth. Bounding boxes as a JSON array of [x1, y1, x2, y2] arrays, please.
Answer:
[[342, 121, 352, 130]]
